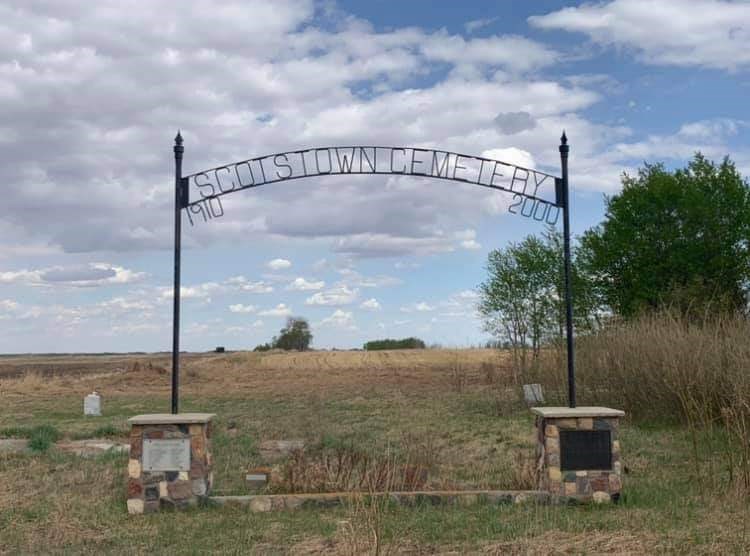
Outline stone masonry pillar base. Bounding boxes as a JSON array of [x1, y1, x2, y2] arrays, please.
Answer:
[[126, 413, 215, 514]]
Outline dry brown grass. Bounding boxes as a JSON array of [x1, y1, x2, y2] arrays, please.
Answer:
[[0, 348, 507, 401], [529, 311, 750, 499], [528, 312, 750, 423], [2, 344, 749, 553], [482, 530, 664, 556], [271, 434, 437, 494], [0, 353, 164, 379]]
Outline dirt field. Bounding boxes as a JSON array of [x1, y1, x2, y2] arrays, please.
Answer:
[[0, 348, 747, 554], [0, 347, 503, 389]]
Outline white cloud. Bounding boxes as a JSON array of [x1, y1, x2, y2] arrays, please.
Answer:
[[287, 277, 325, 291], [20, 307, 44, 320], [318, 309, 356, 329], [333, 234, 455, 258], [98, 297, 153, 313], [0, 269, 42, 285], [305, 285, 358, 306], [0, 299, 20, 318], [312, 258, 329, 271], [394, 261, 420, 270], [337, 268, 402, 288], [600, 118, 747, 168], [160, 282, 221, 300], [154, 274, 282, 307], [435, 289, 482, 320], [261, 272, 297, 284], [115, 323, 165, 334], [0, 263, 145, 287], [267, 258, 292, 270], [677, 118, 744, 140], [420, 32, 557, 72], [401, 302, 435, 313], [229, 303, 256, 313], [185, 323, 211, 336], [481, 148, 536, 170], [224, 319, 264, 334], [456, 229, 482, 250], [529, 0, 750, 72], [440, 311, 472, 318], [259, 303, 292, 317], [360, 298, 381, 311], [0, 296, 165, 330], [4, 0, 742, 354], [92, 264, 147, 286], [465, 17, 498, 34], [226, 276, 274, 294], [0, 299, 19, 311], [0, 0, 607, 262]]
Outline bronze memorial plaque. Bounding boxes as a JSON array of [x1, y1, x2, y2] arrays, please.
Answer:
[[142, 438, 191, 472], [559, 430, 612, 471]]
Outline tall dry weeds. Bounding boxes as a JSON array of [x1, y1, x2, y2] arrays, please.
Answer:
[[449, 352, 468, 393], [327, 444, 422, 555], [271, 433, 437, 495], [530, 311, 750, 498], [530, 312, 749, 420]]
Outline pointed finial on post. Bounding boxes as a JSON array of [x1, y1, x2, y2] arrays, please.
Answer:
[[559, 130, 569, 156], [174, 130, 184, 156]]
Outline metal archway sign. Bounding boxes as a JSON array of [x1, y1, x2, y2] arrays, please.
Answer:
[[170, 134, 576, 413]]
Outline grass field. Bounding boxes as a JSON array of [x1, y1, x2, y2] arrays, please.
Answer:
[[0, 349, 748, 554]]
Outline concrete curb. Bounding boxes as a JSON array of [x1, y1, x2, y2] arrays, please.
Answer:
[[210, 490, 552, 512]]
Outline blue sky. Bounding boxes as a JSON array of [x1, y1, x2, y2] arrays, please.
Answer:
[[1, 0, 749, 353]]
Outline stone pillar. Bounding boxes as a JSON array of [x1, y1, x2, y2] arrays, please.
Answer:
[[531, 407, 624, 503], [126, 413, 215, 514]]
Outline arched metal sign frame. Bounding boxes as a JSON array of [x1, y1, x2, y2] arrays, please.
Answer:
[[170, 133, 576, 413]]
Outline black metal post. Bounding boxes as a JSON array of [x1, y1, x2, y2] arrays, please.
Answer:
[[172, 131, 184, 415], [559, 131, 576, 408]]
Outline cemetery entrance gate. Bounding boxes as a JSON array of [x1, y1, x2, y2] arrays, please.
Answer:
[[169, 134, 576, 412]]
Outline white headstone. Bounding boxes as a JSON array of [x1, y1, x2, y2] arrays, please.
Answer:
[[84, 391, 101, 416], [523, 383, 544, 404]]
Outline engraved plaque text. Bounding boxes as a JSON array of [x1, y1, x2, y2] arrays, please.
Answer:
[[143, 438, 191, 472]]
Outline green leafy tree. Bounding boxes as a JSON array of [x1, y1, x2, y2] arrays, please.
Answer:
[[545, 230, 606, 336], [479, 234, 557, 374], [580, 154, 750, 317], [363, 337, 426, 350], [272, 317, 313, 351], [478, 229, 599, 375]]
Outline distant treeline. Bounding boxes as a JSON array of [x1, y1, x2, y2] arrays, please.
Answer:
[[363, 337, 426, 351]]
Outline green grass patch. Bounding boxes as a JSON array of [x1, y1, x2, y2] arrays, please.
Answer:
[[0, 425, 31, 438], [28, 424, 61, 452], [2, 424, 62, 452], [70, 423, 126, 440]]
